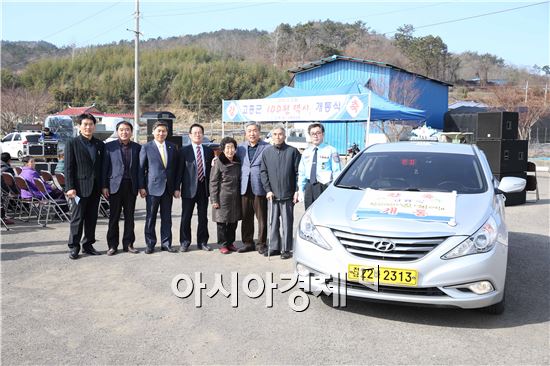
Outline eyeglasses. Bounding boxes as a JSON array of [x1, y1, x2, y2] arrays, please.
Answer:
[[310, 131, 323, 136]]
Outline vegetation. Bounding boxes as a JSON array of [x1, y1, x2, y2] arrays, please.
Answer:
[[1, 20, 548, 135]]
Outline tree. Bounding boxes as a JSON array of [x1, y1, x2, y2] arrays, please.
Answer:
[[0, 88, 54, 134], [370, 75, 421, 142], [489, 85, 550, 140]]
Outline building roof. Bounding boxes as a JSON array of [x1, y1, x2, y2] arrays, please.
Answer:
[[57, 106, 102, 116], [56, 106, 133, 119], [287, 55, 453, 87]]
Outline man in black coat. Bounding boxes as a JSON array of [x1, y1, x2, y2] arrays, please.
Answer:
[[175, 123, 214, 252], [102, 121, 141, 255], [65, 113, 105, 259]]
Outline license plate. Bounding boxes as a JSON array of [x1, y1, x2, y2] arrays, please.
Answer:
[[347, 264, 418, 286]]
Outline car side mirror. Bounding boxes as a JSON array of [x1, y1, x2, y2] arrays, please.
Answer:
[[497, 176, 526, 193]]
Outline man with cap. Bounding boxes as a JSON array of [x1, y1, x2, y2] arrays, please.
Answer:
[[102, 121, 141, 255]]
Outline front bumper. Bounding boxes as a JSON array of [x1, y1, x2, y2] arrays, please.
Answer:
[[294, 229, 507, 309]]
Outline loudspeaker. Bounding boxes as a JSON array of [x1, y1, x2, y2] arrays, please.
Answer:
[[28, 144, 44, 155], [166, 135, 183, 149], [35, 162, 57, 174], [476, 140, 528, 173], [477, 112, 518, 140], [146, 119, 173, 137]]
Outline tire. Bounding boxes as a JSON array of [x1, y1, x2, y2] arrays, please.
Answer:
[[482, 291, 505, 315], [17, 150, 23, 160]]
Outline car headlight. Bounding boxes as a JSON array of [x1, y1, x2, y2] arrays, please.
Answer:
[[298, 212, 332, 250], [442, 216, 498, 259]]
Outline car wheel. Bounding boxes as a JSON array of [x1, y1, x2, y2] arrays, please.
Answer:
[[482, 291, 505, 315], [17, 150, 23, 160]]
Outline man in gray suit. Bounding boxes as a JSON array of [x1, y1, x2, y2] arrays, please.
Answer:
[[102, 121, 141, 255], [236, 122, 269, 254], [138, 121, 178, 254]]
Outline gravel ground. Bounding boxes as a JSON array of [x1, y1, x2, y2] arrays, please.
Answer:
[[1, 174, 549, 365]]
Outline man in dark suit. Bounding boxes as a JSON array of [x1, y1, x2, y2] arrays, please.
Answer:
[[175, 123, 214, 252], [102, 121, 141, 255], [236, 122, 270, 254], [139, 121, 178, 254], [65, 113, 105, 260]]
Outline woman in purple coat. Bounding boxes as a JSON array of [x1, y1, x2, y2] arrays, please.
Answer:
[[19, 156, 65, 200]]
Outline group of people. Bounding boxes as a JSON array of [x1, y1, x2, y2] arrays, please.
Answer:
[[60, 113, 341, 261]]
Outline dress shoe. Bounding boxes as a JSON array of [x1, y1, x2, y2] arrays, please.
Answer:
[[227, 243, 238, 252], [219, 246, 230, 254], [127, 246, 139, 254], [238, 244, 255, 253], [263, 249, 280, 257], [180, 242, 190, 252], [161, 245, 177, 253], [198, 243, 212, 251], [280, 251, 293, 260], [83, 247, 101, 255], [257, 244, 267, 255], [145, 247, 154, 254], [69, 248, 79, 260], [107, 248, 117, 256]]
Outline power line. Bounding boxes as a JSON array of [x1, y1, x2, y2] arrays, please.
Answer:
[[382, 1, 549, 36], [40, 1, 124, 41], [144, 1, 281, 18], [78, 16, 135, 47]]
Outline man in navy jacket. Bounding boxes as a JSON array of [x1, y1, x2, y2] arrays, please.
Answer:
[[138, 121, 178, 254], [102, 121, 141, 255]]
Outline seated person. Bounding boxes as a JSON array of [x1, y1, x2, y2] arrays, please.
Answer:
[[19, 156, 65, 201], [54, 150, 65, 175], [39, 127, 59, 142]]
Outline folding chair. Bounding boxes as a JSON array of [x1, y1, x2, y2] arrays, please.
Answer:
[[33, 178, 70, 226], [54, 172, 65, 191], [14, 166, 22, 176], [2, 172, 26, 219], [40, 170, 54, 184], [526, 161, 539, 202], [99, 193, 110, 218], [13, 176, 40, 221]]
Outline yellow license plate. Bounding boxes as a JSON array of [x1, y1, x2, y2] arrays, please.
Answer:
[[347, 264, 418, 286]]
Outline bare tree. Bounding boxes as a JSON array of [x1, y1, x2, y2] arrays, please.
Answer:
[[488, 85, 550, 140], [0, 88, 54, 134], [370, 75, 422, 142]]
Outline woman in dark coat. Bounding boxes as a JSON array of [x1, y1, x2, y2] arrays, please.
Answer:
[[210, 137, 242, 254]]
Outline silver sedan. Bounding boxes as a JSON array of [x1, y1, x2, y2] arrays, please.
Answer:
[[294, 142, 526, 314]]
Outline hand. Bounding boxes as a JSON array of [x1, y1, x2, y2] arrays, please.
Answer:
[[298, 191, 304, 203], [293, 191, 299, 204], [139, 189, 147, 198], [102, 188, 109, 198], [174, 190, 181, 199], [212, 203, 220, 209], [266, 192, 274, 201], [66, 189, 77, 199]]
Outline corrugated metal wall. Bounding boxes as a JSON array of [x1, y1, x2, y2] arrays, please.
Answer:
[[293, 59, 448, 131]]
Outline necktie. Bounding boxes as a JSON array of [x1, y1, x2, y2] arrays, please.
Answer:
[[196, 145, 204, 181], [159, 144, 167, 167], [310, 147, 318, 184]]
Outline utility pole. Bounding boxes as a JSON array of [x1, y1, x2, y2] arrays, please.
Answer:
[[132, 0, 140, 142], [524, 80, 529, 104]]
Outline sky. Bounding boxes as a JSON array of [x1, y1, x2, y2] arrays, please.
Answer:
[[1, 0, 549, 69]]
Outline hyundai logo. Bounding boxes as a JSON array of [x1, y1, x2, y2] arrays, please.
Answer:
[[373, 239, 396, 252]]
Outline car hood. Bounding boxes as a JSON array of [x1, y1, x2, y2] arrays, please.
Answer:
[[309, 186, 494, 238]]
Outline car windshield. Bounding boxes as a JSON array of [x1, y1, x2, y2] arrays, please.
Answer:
[[26, 135, 41, 143], [336, 151, 487, 194]]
